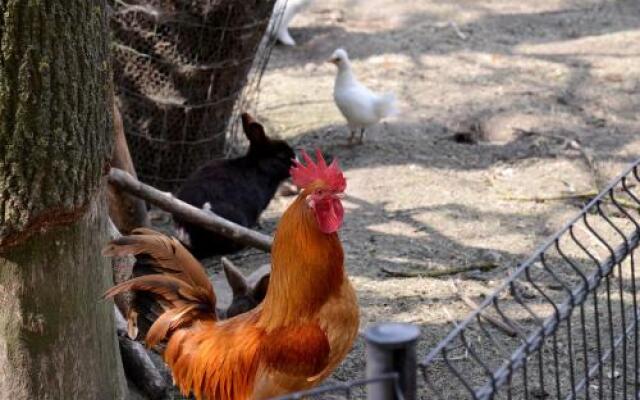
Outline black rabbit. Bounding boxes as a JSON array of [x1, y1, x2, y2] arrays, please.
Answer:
[[174, 113, 295, 259]]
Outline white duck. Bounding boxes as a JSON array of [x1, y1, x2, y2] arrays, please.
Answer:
[[270, 0, 313, 46], [330, 48, 396, 144]]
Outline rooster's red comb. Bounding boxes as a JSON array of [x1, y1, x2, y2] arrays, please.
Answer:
[[290, 149, 346, 192]]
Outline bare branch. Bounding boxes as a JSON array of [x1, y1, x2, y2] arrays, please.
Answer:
[[107, 168, 273, 252], [115, 306, 169, 399], [380, 261, 498, 278], [451, 281, 518, 337]]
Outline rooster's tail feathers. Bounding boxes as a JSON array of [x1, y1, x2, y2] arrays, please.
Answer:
[[103, 228, 213, 294], [103, 228, 216, 346]]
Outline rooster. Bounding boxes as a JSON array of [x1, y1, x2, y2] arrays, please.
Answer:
[[103, 149, 359, 400]]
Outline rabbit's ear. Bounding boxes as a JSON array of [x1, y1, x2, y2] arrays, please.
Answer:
[[241, 112, 269, 145], [251, 272, 270, 303], [222, 257, 249, 296]]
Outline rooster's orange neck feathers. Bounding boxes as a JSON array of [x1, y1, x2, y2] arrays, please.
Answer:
[[259, 192, 344, 328]]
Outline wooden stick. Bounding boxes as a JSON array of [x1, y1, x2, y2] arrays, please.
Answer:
[[449, 21, 468, 40], [578, 146, 605, 192], [610, 198, 640, 212], [380, 261, 498, 278], [451, 281, 518, 337], [114, 306, 169, 399], [512, 128, 606, 199], [501, 191, 598, 202], [107, 168, 273, 252], [513, 128, 570, 143]]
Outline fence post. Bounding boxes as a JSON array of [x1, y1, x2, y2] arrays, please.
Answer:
[[364, 323, 420, 400]]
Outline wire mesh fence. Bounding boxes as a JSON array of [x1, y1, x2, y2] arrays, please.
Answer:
[[108, 0, 280, 191], [420, 158, 640, 399]]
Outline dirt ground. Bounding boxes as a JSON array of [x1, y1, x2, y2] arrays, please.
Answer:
[[162, 0, 640, 398]]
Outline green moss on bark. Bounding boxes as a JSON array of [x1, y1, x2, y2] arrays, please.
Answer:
[[0, 0, 113, 246]]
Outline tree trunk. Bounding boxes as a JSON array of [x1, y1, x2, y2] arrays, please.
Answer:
[[0, 1, 127, 398]]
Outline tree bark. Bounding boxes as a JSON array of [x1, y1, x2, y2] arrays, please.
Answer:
[[0, 1, 127, 398]]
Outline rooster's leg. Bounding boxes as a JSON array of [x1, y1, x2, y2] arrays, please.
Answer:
[[358, 128, 365, 144], [347, 130, 356, 145]]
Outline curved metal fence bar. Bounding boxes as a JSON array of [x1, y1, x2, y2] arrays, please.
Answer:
[[420, 158, 640, 399]]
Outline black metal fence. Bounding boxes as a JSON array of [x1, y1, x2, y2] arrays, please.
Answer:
[[421, 158, 640, 399], [273, 158, 640, 400], [271, 374, 404, 400]]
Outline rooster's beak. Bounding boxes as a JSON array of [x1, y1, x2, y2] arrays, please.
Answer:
[[328, 57, 339, 65]]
